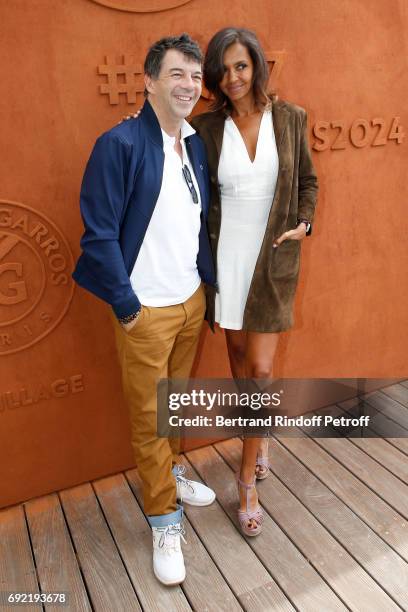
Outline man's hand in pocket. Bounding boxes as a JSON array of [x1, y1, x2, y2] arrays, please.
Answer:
[[121, 307, 143, 332]]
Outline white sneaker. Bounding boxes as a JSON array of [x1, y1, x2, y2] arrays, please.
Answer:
[[152, 522, 186, 585], [174, 464, 216, 506]]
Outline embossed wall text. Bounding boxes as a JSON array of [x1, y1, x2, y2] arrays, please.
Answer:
[[312, 117, 405, 151], [265, 52, 285, 93], [0, 201, 75, 355], [98, 51, 285, 105], [99, 55, 144, 104], [0, 374, 84, 412]]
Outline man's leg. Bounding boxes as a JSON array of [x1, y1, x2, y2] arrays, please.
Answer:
[[167, 284, 206, 460], [166, 285, 215, 507], [112, 304, 197, 586], [111, 305, 184, 521]]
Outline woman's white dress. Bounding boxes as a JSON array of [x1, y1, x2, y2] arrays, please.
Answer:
[[215, 110, 279, 330]]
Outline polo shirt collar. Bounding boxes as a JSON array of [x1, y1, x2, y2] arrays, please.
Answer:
[[161, 120, 196, 147]]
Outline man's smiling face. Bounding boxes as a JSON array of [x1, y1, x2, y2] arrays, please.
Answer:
[[145, 49, 202, 122]]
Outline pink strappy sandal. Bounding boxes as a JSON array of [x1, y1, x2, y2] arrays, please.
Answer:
[[237, 478, 264, 537], [255, 454, 270, 480]]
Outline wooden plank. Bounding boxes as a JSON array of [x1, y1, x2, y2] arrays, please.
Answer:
[[375, 438, 408, 458], [340, 396, 408, 437], [59, 482, 141, 611], [0, 505, 39, 612], [362, 391, 408, 431], [24, 493, 91, 612], [274, 433, 408, 562], [214, 438, 401, 612], [339, 397, 408, 454], [298, 402, 408, 489], [93, 472, 192, 612], [190, 444, 346, 612], [126, 470, 249, 612], [311, 436, 408, 519], [163, 455, 294, 611], [380, 383, 408, 408], [345, 438, 408, 485], [262, 437, 408, 608], [400, 380, 408, 390]]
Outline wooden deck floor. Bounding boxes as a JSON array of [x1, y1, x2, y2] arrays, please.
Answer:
[[1, 382, 408, 611]]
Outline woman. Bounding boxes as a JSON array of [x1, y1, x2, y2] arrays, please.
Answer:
[[190, 27, 318, 536]]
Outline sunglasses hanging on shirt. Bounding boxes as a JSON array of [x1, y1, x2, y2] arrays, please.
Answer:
[[182, 165, 199, 204]]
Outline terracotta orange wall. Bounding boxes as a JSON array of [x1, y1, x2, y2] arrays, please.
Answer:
[[1, 0, 407, 508]]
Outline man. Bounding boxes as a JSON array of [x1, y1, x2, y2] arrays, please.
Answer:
[[72, 34, 216, 586]]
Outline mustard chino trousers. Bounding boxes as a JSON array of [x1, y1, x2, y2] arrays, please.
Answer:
[[111, 284, 205, 527]]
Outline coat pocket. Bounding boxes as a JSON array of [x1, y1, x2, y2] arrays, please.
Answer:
[[270, 240, 301, 280]]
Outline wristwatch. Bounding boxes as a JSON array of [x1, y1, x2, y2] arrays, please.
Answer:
[[297, 218, 312, 235]]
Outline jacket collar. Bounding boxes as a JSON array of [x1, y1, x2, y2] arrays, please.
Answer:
[[140, 99, 164, 147], [140, 99, 197, 146]]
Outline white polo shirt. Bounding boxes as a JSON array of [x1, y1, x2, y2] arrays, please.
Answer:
[[130, 120, 202, 306]]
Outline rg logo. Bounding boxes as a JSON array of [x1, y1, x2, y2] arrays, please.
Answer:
[[0, 201, 75, 355]]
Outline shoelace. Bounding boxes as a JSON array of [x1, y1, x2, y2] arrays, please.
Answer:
[[174, 464, 195, 501], [156, 523, 187, 553]]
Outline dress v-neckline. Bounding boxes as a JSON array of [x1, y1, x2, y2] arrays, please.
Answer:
[[229, 111, 265, 165]]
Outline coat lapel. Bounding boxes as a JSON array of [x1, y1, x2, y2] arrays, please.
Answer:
[[208, 111, 226, 160], [205, 103, 289, 162], [271, 99, 290, 153]]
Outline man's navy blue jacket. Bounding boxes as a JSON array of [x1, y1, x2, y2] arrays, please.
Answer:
[[72, 100, 216, 318]]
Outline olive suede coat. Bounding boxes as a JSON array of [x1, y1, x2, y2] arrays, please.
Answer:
[[190, 98, 318, 333]]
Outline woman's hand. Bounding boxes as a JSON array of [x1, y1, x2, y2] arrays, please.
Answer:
[[273, 223, 307, 247], [117, 109, 141, 124]]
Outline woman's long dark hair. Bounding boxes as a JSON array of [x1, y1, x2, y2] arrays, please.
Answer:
[[204, 27, 270, 112]]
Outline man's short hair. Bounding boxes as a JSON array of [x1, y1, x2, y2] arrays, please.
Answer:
[[144, 33, 202, 96]]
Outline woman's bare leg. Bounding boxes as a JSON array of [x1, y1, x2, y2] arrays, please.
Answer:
[[246, 331, 279, 479], [244, 331, 279, 379], [246, 331, 279, 477], [225, 329, 247, 378], [225, 330, 279, 528], [225, 331, 258, 526]]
